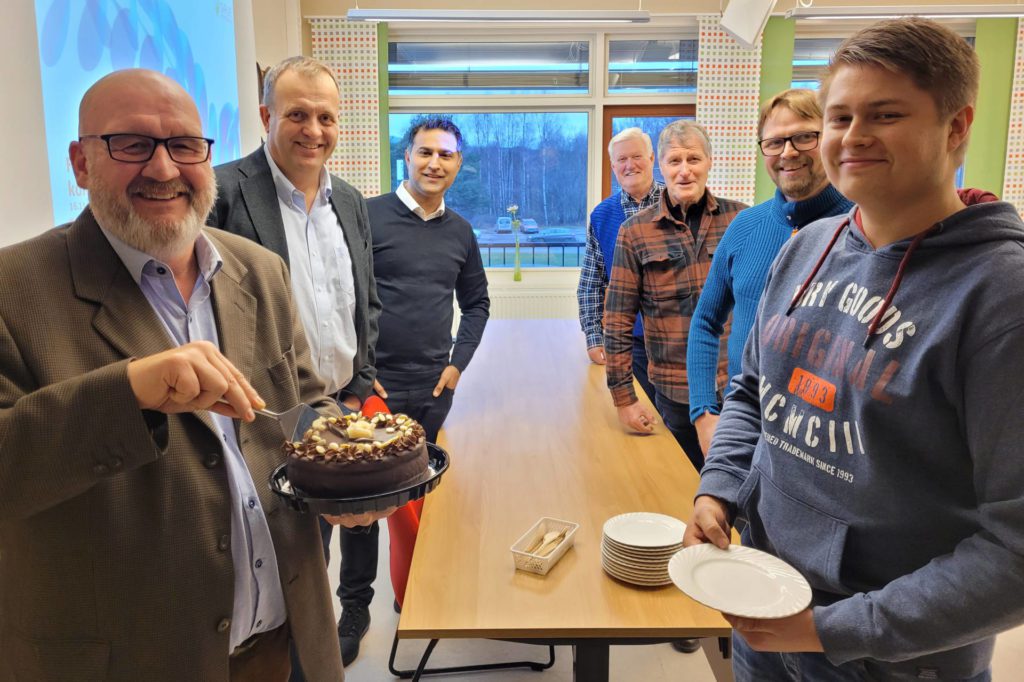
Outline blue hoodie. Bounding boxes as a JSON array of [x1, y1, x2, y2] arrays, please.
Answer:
[[698, 201, 1024, 678]]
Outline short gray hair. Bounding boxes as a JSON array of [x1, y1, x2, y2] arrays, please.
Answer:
[[657, 120, 712, 159], [262, 56, 340, 110], [607, 127, 653, 158]]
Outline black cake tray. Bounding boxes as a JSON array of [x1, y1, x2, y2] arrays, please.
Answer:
[[269, 443, 450, 515]]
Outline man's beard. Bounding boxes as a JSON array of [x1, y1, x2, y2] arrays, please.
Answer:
[[89, 170, 217, 263], [775, 159, 827, 201]]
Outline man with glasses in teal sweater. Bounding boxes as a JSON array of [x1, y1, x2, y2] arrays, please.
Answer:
[[686, 89, 852, 455]]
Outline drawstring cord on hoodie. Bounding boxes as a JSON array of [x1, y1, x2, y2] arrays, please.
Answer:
[[785, 218, 936, 347]]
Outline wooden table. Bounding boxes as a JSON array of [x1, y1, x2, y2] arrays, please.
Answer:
[[398, 319, 731, 681]]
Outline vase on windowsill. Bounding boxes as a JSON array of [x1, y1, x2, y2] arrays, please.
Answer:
[[508, 204, 522, 282]]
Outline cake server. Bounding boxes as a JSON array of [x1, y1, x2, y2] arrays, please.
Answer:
[[216, 399, 320, 440]]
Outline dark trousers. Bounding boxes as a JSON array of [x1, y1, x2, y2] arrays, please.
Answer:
[[630, 336, 657, 406], [335, 385, 455, 608], [654, 390, 705, 472], [731, 632, 991, 682]]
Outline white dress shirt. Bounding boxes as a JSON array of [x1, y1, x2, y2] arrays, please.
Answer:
[[101, 228, 286, 651], [397, 181, 445, 221], [264, 146, 358, 394]]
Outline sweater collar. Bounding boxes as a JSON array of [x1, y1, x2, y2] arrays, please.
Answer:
[[770, 184, 848, 230]]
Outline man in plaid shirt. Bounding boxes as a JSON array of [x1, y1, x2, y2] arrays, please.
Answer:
[[577, 127, 663, 404], [604, 120, 747, 471]]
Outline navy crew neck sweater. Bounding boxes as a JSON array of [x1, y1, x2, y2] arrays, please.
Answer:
[[367, 192, 490, 390]]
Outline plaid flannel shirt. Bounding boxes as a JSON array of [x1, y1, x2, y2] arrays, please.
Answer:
[[577, 182, 664, 348], [604, 188, 748, 406]]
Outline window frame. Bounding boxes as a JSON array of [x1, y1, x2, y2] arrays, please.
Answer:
[[387, 23, 699, 270]]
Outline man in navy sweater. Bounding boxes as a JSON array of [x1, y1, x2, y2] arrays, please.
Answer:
[[577, 128, 662, 404], [687, 89, 852, 454], [357, 115, 490, 627]]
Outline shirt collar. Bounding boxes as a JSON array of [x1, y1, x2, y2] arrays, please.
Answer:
[[654, 187, 717, 225], [619, 181, 663, 210], [263, 144, 331, 209], [100, 226, 224, 286], [770, 184, 849, 230], [397, 181, 446, 221]]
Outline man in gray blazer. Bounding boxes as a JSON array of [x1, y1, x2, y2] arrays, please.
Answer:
[[0, 68, 383, 681], [207, 56, 382, 670]]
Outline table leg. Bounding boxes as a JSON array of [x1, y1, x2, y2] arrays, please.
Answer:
[[573, 642, 610, 682], [701, 637, 735, 682]]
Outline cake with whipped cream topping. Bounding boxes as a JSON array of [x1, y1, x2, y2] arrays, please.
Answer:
[[284, 412, 428, 498]]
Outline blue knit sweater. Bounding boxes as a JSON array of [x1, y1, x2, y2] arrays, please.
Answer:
[[687, 185, 852, 422]]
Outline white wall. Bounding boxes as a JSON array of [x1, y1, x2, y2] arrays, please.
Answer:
[[0, 1, 262, 249], [1, 2, 54, 246]]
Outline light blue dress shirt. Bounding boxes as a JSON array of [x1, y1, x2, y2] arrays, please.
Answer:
[[100, 227, 287, 652], [264, 146, 358, 394]]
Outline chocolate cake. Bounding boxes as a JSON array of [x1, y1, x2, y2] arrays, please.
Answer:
[[284, 412, 429, 498]]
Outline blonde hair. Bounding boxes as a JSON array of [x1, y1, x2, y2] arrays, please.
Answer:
[[758, 89, 822, 137]]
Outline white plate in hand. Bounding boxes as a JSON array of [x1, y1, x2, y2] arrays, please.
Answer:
[[602, 512, 686, 548], [668, 544, 812, 618]]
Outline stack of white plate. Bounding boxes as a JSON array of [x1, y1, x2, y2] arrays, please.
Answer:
[[601, 512, 686, 587]]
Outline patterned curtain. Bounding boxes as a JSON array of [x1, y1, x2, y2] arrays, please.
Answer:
[[696, 15, 762, 207], [309, 18, 382, 197], [1003, 21, 1024, 213]]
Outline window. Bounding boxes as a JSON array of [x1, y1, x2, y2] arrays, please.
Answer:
[[608, 39, 698, 94], [790, 38, 839, 90], [602, 105, 695, 197], [389, 112, 590, 267], [388, 42, 590, 96]]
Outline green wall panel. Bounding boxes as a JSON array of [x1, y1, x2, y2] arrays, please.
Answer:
[[754, 17, 796, 204], [964, 18, 1017, 195]]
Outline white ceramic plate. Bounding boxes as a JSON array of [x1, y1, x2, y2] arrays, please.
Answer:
[[603, 537, 682, 560], [668, 545, 812, 618], [602, 513, 687, 548], [602, 561, 673, 586], [602, 543, 676, 567], [601, 548, 670, 574]]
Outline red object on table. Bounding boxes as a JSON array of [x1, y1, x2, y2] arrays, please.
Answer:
[[361, 395, 421, 608]]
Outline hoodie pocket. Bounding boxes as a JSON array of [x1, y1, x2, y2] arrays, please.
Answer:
[[737, 466, 851, 595]]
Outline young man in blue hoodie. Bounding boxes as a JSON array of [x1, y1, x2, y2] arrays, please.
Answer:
[[686, 18, 1024, 681]]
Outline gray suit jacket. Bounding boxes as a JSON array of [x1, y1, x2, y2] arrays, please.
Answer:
[[0, 210, 344, 681], [208, 146, 380, 401]]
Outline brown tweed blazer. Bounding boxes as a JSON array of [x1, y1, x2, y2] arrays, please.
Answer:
[[0, 210, 344, 681]]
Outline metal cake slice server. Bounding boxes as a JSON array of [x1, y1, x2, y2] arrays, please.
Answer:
[[216, 400, 320, 440]]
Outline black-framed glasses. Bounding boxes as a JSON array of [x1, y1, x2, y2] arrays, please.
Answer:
[[79, 133, 214, 164], [758, 131, 820, 157]]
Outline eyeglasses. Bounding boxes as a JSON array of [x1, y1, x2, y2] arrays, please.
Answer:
[[758, 131, 820, 157], [79, 133, 214, 164]]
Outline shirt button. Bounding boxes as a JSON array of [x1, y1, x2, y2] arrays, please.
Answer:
[[217, 618, 231, 633], [256, 619, 263, 629], [109, 456, 123, 470], [248, 498, 256, 509], [218, 534, 230, 551], [204, 453, 221, 469], [157, 267, 166, 275], [255, 559, 263, 569], [93, 463, 109, 476]]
